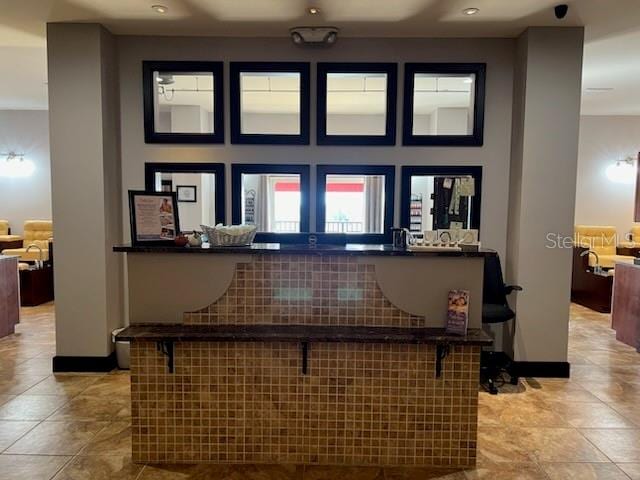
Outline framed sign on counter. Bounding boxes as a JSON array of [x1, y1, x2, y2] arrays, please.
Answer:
[[128, 191, 181, 246]]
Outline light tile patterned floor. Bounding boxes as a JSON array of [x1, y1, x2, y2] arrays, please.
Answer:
[[0, 303, 639, 479]]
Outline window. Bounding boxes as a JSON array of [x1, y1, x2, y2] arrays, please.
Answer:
[[230, 63, 310, 144], [317, 63, 397, 145], [232, 164, 310, 242], [400, 166, 482, 234], [316, 165, 395, 243], [143, 61, 224, 143], [144, 163, 226, 230], [403, 63, 486, 146]]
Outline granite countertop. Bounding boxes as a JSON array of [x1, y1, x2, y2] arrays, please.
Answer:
[[113, 243, 496, 257], [115, 324, 493, 346]]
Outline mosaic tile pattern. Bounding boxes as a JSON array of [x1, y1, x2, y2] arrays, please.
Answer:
[[130, 341, 480, 466], [184, 255, 424, 327]]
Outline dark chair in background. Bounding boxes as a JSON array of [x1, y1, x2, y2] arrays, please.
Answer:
[[481, 254, 522, 394]]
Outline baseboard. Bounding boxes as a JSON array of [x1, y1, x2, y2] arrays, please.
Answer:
[[512, 361, 571, 378], [53, 352, 117, 372]]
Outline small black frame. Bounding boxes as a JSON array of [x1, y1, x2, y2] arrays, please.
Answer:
[[400, 166, 483, 233], [230, 62, 310, 145], [176, 185, 197, 203], [231, 164, 311, 243], [316, 63, 398, 146], [142, 61, 224, 144], [402, 63, 486, 146], [316, 165, 395, 244], [128, 190, 181, 246], [144, 162, 226, 225]]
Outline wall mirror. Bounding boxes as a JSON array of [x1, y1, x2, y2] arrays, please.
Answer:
[[400, 166, 482, 234], [317, 63, 397, 145], [231, 164, 310, 242], [316, 165, 395, 243], [230, 62, 310, 144], [144, 163, 226, 231], [403, 63, 486, 146], [143, 61, 224, 144]]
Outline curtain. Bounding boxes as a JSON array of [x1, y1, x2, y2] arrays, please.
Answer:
[[364, 176, 384, 233], [256, 175, 269, 231]]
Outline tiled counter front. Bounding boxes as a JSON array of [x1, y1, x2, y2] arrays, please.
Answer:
[[131, 340, 481, 466]]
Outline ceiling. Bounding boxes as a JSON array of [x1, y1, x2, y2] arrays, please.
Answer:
[[0, 0, 639, 114]]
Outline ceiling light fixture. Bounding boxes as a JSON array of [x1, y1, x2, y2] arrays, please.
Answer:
[[290, 26, 339, 46], [151, 4, 168, 14], [463, 7, 479, 15], [308, 7, 320, 15]]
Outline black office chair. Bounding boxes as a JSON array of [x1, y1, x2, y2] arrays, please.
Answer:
[[481, 254, 522, 394]]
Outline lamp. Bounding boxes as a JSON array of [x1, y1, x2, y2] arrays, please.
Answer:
[[606, 156, 636, 184], [0, 152, 35, 178]]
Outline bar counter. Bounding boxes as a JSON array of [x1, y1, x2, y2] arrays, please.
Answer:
[[116, 243, 493, 467]]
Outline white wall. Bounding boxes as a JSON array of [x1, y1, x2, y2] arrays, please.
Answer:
[[117, 36, 515, 259], [0, 110, 51, 234], [575, 115, 640, 237]]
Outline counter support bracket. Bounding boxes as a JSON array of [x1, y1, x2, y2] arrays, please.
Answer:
[[157, 340, 174, 374], [435, 343, 450, 378], [301, 342, 309, 375]]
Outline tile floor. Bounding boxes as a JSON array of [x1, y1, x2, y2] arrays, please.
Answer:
[[0, 303, 639, 479]]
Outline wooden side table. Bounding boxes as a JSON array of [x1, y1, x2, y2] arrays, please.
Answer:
[[0, 239, 23, 251], [19, 266, 54, 306], [0, 255, 20, 337]]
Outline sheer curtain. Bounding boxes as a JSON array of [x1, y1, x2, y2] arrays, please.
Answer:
[[256, 175, 269, 231], [364, 176, 384, 233]]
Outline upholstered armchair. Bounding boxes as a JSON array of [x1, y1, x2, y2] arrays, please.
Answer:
[[574, 225, 634, 269], [1, 220, 53, 262], [0, 220, 24, 250]]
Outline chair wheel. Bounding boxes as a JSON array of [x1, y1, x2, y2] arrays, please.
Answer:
[[488, 379, 498, 395]]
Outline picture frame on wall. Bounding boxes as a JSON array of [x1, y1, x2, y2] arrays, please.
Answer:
[[176, 185, 197, 203], [128, 190, 181, 246]]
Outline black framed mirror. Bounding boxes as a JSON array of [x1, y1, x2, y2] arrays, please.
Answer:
[[400, 165, 482, 234], [143, 61, 224, 144], [316, 165, 395, 244], [317, 63, 397, 146], [230, 62, 310, 145], [231, 164, 310, 243], [403, 63, 486, 146], [144, 163, 226, 231]]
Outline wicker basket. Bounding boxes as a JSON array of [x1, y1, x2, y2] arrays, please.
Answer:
[[201, 224, 257, 247]]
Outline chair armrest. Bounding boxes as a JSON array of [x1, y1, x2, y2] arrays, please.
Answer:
[[505, 285, 523, 295]]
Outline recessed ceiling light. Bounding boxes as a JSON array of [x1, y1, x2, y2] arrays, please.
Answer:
[[463, 7, 480, 15], [151, 4, 168, 14], [308, 7, 320, 15]]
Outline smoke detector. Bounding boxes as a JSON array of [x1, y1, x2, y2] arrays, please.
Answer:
[[290, 26, 339, 45]]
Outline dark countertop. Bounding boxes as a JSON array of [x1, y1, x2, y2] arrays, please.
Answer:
[[115, 324, 493, 346], [113, 243, 495, 257]]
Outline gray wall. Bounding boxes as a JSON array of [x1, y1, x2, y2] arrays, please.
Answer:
[[48, 23, 123, 358], [117, 36, 516, 259], [575, 115, 640, 236], [0, 110, 51, 234], [507, 27, 584, 363]]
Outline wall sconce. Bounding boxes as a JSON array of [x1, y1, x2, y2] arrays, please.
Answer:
[[0, 152, 35, 178], [606, 156, 636, 184]]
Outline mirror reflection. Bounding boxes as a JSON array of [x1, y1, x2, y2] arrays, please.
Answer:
[[324, 174, 386, 234], [153, 71, 215, 134], [241, 173, 301, 233], [409, 174, 476, 233], [240, 72, 301, 135], [326, 73, 387, 136], [153, 172, 217, 232], [412, 74, 475, 136]]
